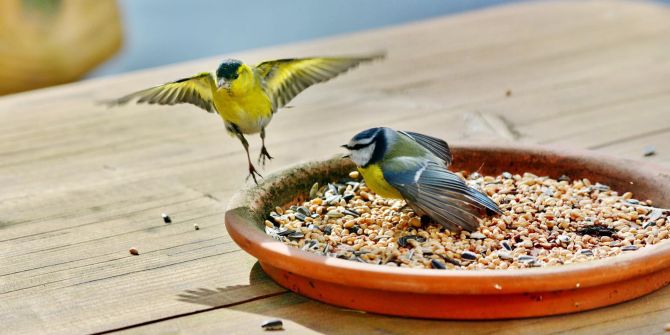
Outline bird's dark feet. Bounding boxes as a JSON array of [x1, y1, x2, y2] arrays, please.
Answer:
[[246, 163, 264, 185], [258, 146, 274, 166]]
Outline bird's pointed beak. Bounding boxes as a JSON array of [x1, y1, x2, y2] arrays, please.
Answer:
[[342, 153, 350, 159], [340, 144, 350, 149]]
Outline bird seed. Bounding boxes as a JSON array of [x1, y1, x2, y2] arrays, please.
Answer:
[[265, 172, 670, 270]]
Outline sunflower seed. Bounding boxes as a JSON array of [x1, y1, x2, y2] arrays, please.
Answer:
[[431, 259, 446, 269], [518, 255, 536, 263], [398, 235, 426, 248], [502, 172, 513, 179], [622, 245, 638, 251], [277, 229, 295, 237], [325, 195, 342, 205], [294, 213, 307, 221], [579, 249, 593, 256], [261, 319, 283, 331], [296, 206, 311, 216], [327, 183, 338, 195], [323, 226, 332, 235], [500, 240, 512, 251], [343, 209, 360, 217], [440, 255, 461, 266], [161, 213, 171, 224], [577, 225, 617, 237], [288, 232, 304, 239], [643, 145, 656, 157], [267, 214, 281, 227], [593, 183, 610, 191], [461, 251, 478, 260], [309, 182, 319, 199], [642, 221, 656, 229], [558, 175, 570, 182]]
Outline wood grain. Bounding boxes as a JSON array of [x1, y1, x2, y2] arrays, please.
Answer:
[[1, 0, 670, 334]]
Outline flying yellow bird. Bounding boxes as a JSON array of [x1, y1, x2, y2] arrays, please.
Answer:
[[108, 54, 384, 183]]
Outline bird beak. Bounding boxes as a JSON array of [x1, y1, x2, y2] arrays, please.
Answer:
[[340, 144, 350, 149], [217, 79, 230, 90], [342, 153, 350, 159]]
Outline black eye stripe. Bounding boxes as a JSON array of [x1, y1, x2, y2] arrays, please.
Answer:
[[349, 142, 372, 150]]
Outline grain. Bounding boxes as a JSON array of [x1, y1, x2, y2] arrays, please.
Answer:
[[265, 172, 670, 270]]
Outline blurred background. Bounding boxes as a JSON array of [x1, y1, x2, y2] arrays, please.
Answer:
[[0, 0, 520, 95]]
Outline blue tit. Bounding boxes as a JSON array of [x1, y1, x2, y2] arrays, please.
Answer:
[[342, 127, 502, 232]]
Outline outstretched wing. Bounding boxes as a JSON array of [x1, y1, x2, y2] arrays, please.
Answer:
[[106, 72, 217, 113], [383, 158, 501, 232], [399, 131, 452, 166], [256, 53, 384, 110]]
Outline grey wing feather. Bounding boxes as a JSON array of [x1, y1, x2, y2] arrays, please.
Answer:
[[399, 131, 452, 166], [384, 160, 501, 232]]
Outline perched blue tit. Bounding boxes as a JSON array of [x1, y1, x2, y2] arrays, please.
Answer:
[[108, 54, 384, 183], [342, 127, 502, 232]]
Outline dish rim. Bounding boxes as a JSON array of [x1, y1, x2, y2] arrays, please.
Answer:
[[225, 142, 670, 295]]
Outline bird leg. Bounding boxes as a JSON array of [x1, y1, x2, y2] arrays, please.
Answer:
[[258, 128, 273, 166], [235, 130, 263, 185]]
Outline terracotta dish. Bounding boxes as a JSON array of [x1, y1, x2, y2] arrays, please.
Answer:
[[225, 143, 670, 319]]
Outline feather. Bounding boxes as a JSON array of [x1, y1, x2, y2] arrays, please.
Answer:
[[399, 130, 452, 166], [384, 159, 501, 232], [255, 53, 385, 110], [104, 72, 217, 113]]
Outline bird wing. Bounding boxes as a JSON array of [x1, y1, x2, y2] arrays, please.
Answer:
[[256, 53, 384, 110], [398, 131, 453, 166], [106, 72, 217, 113], [383, 158, 502, 232]]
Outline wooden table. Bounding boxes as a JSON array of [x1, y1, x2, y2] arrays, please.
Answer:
[[2, 1, 670, 334]]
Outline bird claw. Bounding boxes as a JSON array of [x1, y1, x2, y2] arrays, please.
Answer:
[[258, 146, 274, 166], [246, 164, 264, 185]]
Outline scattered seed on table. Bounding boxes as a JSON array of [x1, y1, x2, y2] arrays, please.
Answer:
[[194, 224, 200, 230], [129, 247, 139, 255], [267, 171, 670, 270], [505, 89, 512, 97], [162, 213, 171, 224], [643, 145, 656, 157], [261, 319, 284, 331]]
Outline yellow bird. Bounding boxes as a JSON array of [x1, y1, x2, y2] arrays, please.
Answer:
[[108, 54, 384, 183]]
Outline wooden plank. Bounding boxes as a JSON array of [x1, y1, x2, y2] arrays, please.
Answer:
[[1, 0, 670, 334], [116, 286, 670, 335]]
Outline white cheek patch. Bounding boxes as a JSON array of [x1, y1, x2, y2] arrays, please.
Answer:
[[351, 143, 376, 166]]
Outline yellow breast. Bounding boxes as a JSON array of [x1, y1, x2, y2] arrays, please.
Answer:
[[358, 164, 403, 199], [214, 87, 273, 133]]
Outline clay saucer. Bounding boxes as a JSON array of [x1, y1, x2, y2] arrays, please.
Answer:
[[225, 143, 670, 319]]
